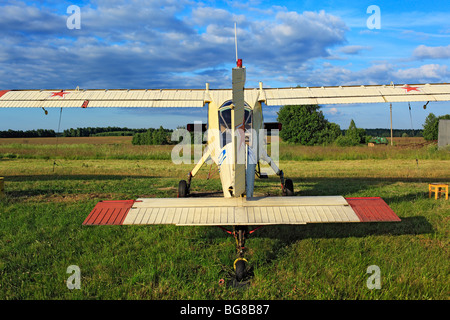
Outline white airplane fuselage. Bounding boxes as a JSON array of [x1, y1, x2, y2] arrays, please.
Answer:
[[194, 65, 281, 198]]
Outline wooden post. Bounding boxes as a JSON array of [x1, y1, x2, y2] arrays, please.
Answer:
[[0, 177, 4, 199], [390, 103, 393, 146]]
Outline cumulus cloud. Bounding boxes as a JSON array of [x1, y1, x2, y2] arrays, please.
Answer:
[[298, 61, 450, 88], [393, 64, 449, 82], [3, 1, 447, 94], [0, 3, 66, 36], [338, 45, 371, 55], [413, 44, 450, 59], [244, 10, 347, 65], [324, 107, 339, 115], [0, 2, 349, 90]]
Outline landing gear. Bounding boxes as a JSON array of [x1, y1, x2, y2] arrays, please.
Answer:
[[283, 178, 294, 196], [217, 225, 262, 282], [178, 173, 192, 198], [178, 180, 189, 197], [218, 225, 257, 282], [234, 258, 248, 282], [279, 170, 294, 196], [233, 226, 249, 281]]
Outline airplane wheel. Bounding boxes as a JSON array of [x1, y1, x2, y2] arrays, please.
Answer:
[[284, 179, 294, 196], [234, 259, 247, 281], [178, 180, 188, 197]]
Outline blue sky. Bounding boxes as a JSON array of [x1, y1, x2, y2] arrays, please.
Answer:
[[0, 0, 449, 131]]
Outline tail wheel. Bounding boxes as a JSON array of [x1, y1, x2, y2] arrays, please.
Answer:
[[178, 180, 188, 197], [283, 178, 294, 196], [234, 258, 247, 281]]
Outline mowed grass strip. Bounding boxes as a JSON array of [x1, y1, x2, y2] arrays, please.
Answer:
[[0, 155, 449, 299]]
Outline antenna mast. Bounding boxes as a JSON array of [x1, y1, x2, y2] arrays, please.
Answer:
[[234, 22, 242, 67], [234, 22, 238, 62]]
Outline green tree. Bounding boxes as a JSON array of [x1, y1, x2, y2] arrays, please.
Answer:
[[131, 133, 141, 145], [347, 119, 366, 143], [335, 119, 365, 146], [277, 105, 341, 145], [423, 113, 438, 140], [152, 126, 168, 145], [131, 126, 173, 145], [423, 113, 450, 141], [316, 122, 342, 145]]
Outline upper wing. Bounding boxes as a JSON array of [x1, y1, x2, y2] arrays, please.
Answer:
[[2, 82, 450, 109], [258, 83, 450, 106], [0, 89, 207, 108]]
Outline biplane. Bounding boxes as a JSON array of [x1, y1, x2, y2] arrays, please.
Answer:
[[1, 57, 450, 280]]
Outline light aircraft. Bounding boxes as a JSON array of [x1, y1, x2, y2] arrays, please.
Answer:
[[1, 56, 450, 281]]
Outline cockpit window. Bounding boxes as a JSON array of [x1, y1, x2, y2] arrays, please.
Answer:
[[244, 108, 252, 132], [219, 100, 252, 148]]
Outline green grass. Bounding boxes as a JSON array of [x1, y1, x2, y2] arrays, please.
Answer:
[[0, 155, 449, 299], [1, 139, 450, 161]]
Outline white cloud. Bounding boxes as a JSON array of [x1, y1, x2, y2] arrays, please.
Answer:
[[338, 45, 371, 55], [324, 107, 338, 115], [413, 44, 450, 59], [2, 1, 447, 94], [393, 64, 449, 81], [0, 2, 350, 90], [297, 61, 449, 88]]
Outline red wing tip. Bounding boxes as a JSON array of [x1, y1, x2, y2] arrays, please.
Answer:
[[0, 90, 10, 98], [83, 200, 135, 225], [345, 197, 401, 222]]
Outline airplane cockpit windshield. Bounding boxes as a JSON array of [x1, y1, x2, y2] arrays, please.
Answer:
[[219, 100, 252, 148]]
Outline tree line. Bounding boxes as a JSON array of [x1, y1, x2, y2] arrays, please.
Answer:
[[277, 105, 446, 146], [358, 128, 423, 138], [62, 126, 148, 137], [0, 129, 57, 138], [1, 108, 446, 145], [131, 126, 174, 145], [0, 126, 148, 138]]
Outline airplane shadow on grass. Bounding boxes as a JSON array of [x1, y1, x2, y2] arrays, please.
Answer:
[[2, 174, 160, 201], [4, 175, 441, 237], [204, 176, 438, 245], [291, 176, 449, 197], [4, 174, 159, 182]]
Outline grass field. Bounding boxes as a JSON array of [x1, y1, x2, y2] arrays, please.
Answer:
[[0, 137, 449, 300]]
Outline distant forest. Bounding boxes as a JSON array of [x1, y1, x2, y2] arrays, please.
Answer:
[[0, 126, 423, 139], [0, 127, 149, 138], [344, 128, 423, 138]]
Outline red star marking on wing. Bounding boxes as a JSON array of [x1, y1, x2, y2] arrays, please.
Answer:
[[50, 90, 70, 98], [401, 85, 420, 92]]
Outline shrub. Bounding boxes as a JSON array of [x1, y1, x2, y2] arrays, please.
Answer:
[[277, 105, 341, 145]]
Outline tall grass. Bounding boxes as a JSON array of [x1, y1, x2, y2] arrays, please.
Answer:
[[0, 143, 173, 161], [278, 144, 450, 161], [1, 139, 449, 161]]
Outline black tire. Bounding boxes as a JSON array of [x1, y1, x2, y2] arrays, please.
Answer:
[[235, 260, 246, 281], [178, 180, 188, 197], [284, 178, 294, 196]]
